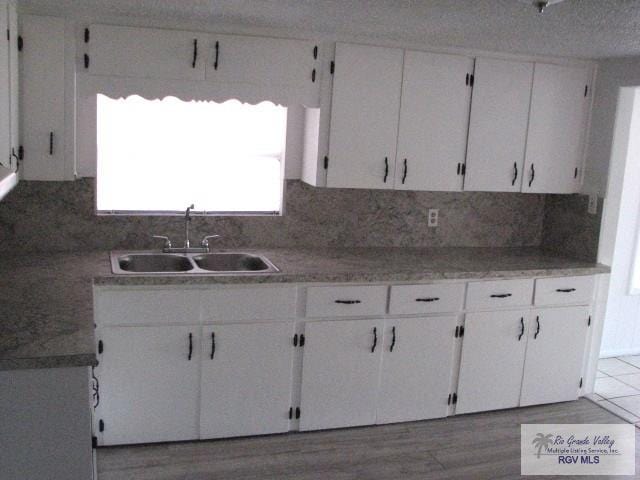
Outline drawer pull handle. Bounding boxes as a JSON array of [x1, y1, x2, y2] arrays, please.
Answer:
[[371, 327, 377, 353], [390, 326, 396, 352], [556, 288, 576, 293], [210, 332, 215, 360], [188, 332, 193, 361], [490, 293, 512, 298], [416, 297, 439, 302], [518, 317, 524, 341], [335, 300, 361, 304], [534, 316, 541, 339]]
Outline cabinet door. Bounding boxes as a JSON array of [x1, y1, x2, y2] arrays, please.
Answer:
[[207, 35, 317, 104], [326, 43, 403, 189], [377, 316, 457, 424], [200, 322, 294, 439], [456, 310, 529, 414], [20, 15, 65, 180], [88, 24, 206, 80], [299, 319, 383, 430], [95, 326, 200, 445], [464, 58, 533, 192], [8, 2, 18, 172], [520, 307, 589, 406], [522, 64, 591, 194], [0, 1, 9, 171], [395, 52, 473, 191]]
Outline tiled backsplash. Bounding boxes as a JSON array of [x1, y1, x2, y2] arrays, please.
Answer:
[[0, 178, 552, 253]]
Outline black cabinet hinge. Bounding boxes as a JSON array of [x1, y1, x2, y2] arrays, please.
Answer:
[[17, 35, 22, 52], [84, 53, 90, 69], [574, 167, 578, 179], [584, 85, 589, 97], [579, 377, 583, 388], [461, 163, 466, 175], [293, 334, 298, 347], [330, 60, 335, 75], [98, 340, 103, 354], [98, 419, 104, 432], [454, 326, 459, 338], [299, 334, 305, 347], [459, 326, 465, 337], [588, 315, 591, 327], [313, 45, 318, 60], [469, 74, 474, 87], [92, 436, 98, 448], [311, 68, 316, 83], [323, 156, 329, 170], [18, 145, 23, 160], [447, 393, 452, 405], [288, 407, 293, 419], [84, 28, 90, 43], [452, 393, 458, 404], [295, 407, 301, 419]]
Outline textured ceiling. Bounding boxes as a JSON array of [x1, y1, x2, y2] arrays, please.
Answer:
[[17, 0, 640, 59]]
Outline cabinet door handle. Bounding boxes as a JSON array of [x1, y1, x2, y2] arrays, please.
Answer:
[[534, 316, 540, 339], [188, 332, 193, 360], [371, 327, 377, 353], [402, 159, 408, 184], [512, 162, 518, 186], [490, 293, 512, 298], [556, 288, 576, 293], [49, 132, 54, 156], [335, 299, 361, 304], [529, 163, 535, 187], [518, 317, 524, 341], [213, 40, 220, 70], [383, 157, 389, 183], [390, 326, 396, 352], [416, 297, 439, 302], [210, 331, 215, 359], [191, 38, 198, 68]]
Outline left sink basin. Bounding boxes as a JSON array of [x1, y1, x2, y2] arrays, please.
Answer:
[[116, 254, 194, 273]]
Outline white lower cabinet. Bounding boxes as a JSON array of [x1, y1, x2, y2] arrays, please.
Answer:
[[299, 319, 384, 431], [520, 307, 589, 406], [199, 322, 295, 439], [456, 310, 529, 414], [377, 316, 457, 424], [96, 326, 201, 445]]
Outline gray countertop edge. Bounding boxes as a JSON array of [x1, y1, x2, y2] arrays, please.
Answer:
[[0, 353, 98, 371], [93, 266, 611, 286]]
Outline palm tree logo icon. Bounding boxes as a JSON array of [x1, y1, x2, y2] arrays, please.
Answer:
[[532, 433, 554, 458]]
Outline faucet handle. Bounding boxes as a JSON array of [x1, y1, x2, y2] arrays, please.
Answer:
[[201, 235, 220, 249], [152, 235, 172, 250]]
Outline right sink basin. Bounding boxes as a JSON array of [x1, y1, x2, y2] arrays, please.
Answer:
[[192, 253, 279, 273]]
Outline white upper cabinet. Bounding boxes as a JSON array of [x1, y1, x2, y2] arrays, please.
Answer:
[[464, 58, 534, 192], [395, 51, 474, 191], [522, 63, 591, 194], [88, 24, 207, 80], [0, 0, 9, 171], [20, 15, 66, 180], [8, 2, 18, 171], [326, 43, 403, 189], [206, 35, 319, 105]]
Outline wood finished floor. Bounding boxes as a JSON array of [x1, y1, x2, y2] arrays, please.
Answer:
[[97, 399, 640, 480]]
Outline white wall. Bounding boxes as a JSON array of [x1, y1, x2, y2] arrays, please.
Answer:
[[583, 57, 640, 196], [599, 87, 640, 357]]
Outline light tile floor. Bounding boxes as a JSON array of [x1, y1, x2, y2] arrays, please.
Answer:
[[593, 356, 640, 424]]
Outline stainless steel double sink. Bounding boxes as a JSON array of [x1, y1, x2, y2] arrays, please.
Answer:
[[110, 251, 279, 275]]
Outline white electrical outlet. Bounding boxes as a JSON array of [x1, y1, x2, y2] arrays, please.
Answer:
[[588, 194, 598, 215], [428, 209, 439, 227]]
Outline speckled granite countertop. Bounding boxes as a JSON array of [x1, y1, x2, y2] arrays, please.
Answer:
[[0, 248, 609, 371]]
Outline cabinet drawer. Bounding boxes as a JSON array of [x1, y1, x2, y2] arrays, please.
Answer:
[[95, 288, 201, 326], [534, 276, 595, 306], [201, 286, 297, 322], [305, 286, 388, 317], [466, 279, 534, 310], [389, 284, 465, 315]]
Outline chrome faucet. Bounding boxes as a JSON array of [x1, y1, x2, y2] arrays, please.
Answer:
[[184, 204, 194, 249]]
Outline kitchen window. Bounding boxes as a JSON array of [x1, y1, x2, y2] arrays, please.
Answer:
[[96, 95, 287, 214]]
